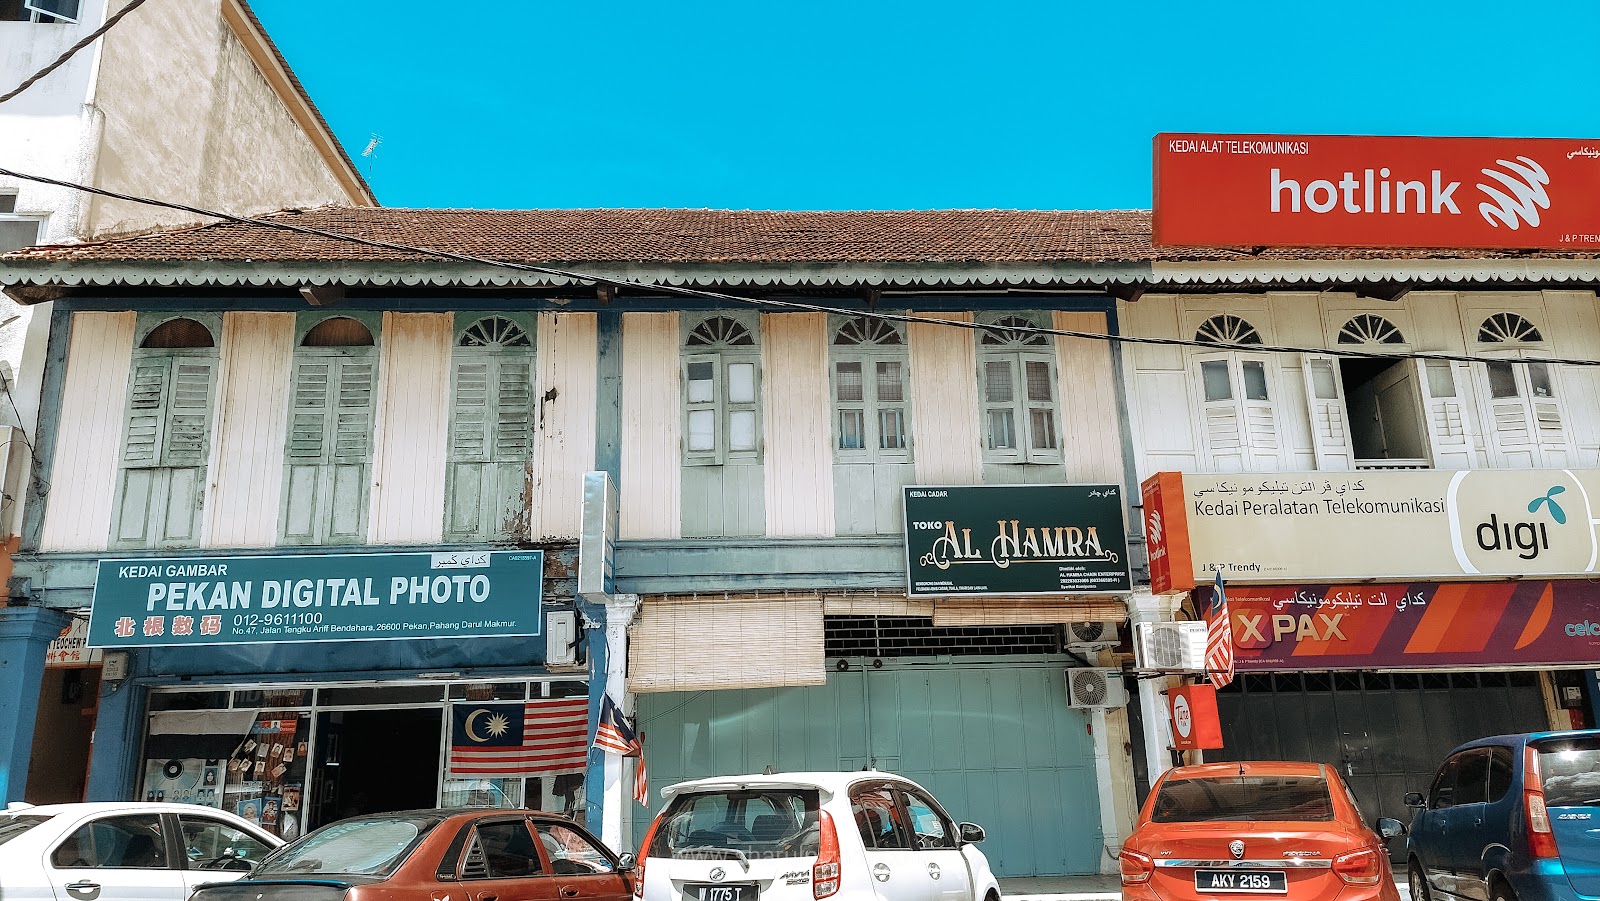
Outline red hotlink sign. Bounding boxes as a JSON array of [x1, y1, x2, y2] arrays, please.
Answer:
[[1153, 133, 1600, 250]]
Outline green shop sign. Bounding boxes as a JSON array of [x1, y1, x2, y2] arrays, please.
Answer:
[[903, 484, 1132, 596], [88, 550, 544, 648]]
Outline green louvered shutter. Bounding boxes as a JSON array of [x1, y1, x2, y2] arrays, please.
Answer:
[[281, 355, 376, 545], [491, 359, 534, 539], [445, 359, 491, 540], [445, 355, 534, 542], [326, 358, 374, 543], [112, 356, 215, 548]]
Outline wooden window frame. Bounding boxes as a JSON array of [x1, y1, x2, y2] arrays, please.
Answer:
[[975, 313, 1062, 465], [680, 313, 762, 467], [829, 316, 911, 464]]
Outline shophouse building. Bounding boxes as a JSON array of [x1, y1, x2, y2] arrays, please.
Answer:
[[0, 0, 374, 809], [4, 208, 1600, 874]]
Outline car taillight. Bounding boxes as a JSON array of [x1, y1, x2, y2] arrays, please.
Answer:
[[635, 812, 664, 898], [1333, 848, 1384, 885], [814, 810, 841, 899], [1119, 849, 1154, 885], [1525, 745, 1560, 859]]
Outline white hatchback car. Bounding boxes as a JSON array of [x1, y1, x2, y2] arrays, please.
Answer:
[[636, 772, 1000, 901], [0, 801, 281, 901]]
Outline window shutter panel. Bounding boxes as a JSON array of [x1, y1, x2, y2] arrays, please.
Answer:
[[451, 360, 490, 460], [287, 360, 331, 461], [494, 360, 533, 459], [122, 358, 170, 466], [332, 359, 375, 463], [1300, 354, 1353, 470], [162, 360, 215, 466]]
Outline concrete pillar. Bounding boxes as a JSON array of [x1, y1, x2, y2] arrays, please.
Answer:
[[84, 661, 145, 802], [0, 605, 70, 803], [601, 593, 640, 852], [1126, 590, 1184, 786]]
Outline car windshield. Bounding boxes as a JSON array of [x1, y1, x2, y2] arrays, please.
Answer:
[[254, 816, 437, 876], [0, 814, 49, 847], [651, 789, 821, 861], [1538, 738, 1600, 807], [1152, 775, 1335, 823]]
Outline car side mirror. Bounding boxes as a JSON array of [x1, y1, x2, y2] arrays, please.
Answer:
[[1404, 792, 1427, 809], [1375, 817, 1407, 841], [959, 823, 985, 844], [617, 852, 636, 872]]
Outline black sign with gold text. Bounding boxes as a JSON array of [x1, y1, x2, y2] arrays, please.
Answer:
[[903, 484, 1132, 596]]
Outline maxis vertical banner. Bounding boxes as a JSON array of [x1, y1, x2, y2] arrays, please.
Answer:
[[903, 484, 1133, 596], [88, 550, 544, 648]]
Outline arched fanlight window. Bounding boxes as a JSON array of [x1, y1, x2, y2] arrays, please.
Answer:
[[458, 316, 530, 348], [834, 316, 903, 346], [979, 315, 1049, 346], [1478, 312, 1543, 343], [1337, 314, 1405, 345], [302, 316, 375, 347], [1194, 314, 1263, 346], [686, 316, 755, 347], [140, 318, 214, 349]]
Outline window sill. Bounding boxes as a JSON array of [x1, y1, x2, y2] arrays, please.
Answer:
[[1353, 458, 1431, 471]]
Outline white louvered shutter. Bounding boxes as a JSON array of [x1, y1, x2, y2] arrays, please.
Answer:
[[121, 358, 170, 468], [1414, 359, 1480, 469], [1301, 354, 1354, 470], [1238, 357, 1280, 468]]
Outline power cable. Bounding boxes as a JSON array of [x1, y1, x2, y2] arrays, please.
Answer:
[[2, 165, 1599, 368], [0, 0, 153, 106]]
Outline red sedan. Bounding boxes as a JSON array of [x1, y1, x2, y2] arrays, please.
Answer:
[[1120, 762, 1405, 901], [189, 808, 635, 901]]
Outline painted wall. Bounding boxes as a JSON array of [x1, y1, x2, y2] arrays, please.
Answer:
[[532, 313, 598, 540], [86, 0, 361, 238], [368, 312, 452, 545], [203, 311, 293, 548], [619, 313, 680, 539], [39, 311, 135, 551]]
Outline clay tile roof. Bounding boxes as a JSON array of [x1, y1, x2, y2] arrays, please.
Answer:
[[5, 207, 1599, 266]]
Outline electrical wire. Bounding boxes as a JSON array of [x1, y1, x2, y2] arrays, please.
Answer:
[[0, 0, 153, 106], [2, 165, 1599, 368]]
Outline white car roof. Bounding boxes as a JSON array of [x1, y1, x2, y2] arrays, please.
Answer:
[[660, 771, 925, 800], [5, 801, 249, 817]]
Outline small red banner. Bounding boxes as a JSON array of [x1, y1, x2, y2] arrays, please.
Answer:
[[1142, 472, 1194, 594], [1170, 683, 1224, 751], [1154, 133, 1600, 250], [1203, 581, 1600, 670]]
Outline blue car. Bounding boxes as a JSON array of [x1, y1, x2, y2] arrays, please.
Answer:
[[1406, 730, 1600, 901]]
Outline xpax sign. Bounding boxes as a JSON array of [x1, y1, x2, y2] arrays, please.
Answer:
[[1154, 133, 1600, 249]]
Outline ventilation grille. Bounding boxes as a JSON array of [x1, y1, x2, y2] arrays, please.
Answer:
[[824, 616, 1062, 658], [459, 837, 489, 879]]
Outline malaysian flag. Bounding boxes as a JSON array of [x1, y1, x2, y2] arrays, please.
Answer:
[[1205, 570, 1235, 689], [593, 694, 639, 756], [632, 734, 649, 806], [448, 698, 589, 776]]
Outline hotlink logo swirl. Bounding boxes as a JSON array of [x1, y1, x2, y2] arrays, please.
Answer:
[[1477, 156, 1550, 229]]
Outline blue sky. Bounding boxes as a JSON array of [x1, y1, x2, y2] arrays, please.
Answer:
[[253, 0, 1600, 211]]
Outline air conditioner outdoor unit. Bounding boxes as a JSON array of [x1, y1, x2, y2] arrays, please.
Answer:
[[1133, 621, 1208, 672], [1065, 668, 1129, 709], [1066, 621, 1120, 649]]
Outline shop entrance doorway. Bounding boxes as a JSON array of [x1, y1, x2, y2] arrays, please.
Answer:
[[311, 708, 441, 825], [1212, 671, 1546, 861]]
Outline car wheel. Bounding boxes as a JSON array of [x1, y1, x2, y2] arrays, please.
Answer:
[[1408, 861, 1432, 901]]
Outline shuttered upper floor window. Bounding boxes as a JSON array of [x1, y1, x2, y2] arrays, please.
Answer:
[[110, 316, 219, 549], [831, 316, 910, 462], [280, 315, 379, 546], [977, 314, 1061, 464], [1472, 311, 1570, 468], [445, 315, 535, 542], [1191, 314, 1279, 471], [682, 314, 761, 466]]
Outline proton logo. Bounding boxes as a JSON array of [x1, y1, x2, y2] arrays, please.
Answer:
[[1530, 486, 1568, 524], [709, 868, 726, 882], [1230, 840, 1246, 859], [1478, 156, 1550, 230]]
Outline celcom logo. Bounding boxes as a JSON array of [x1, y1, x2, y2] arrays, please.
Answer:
[[1565, 621, 1600, 637], [1478, 156, 1550, 230]]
